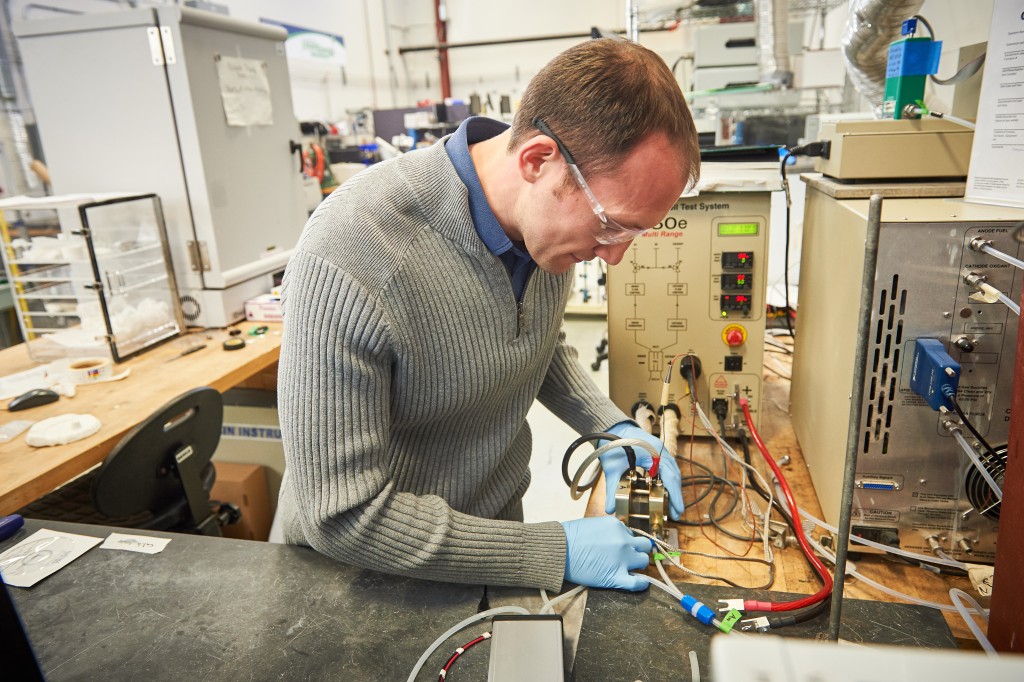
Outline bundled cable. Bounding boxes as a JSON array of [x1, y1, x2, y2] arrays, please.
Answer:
[[736, 397, 833, 613]]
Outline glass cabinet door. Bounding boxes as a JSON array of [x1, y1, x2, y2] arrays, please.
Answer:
[[80, 195, 184, 361]]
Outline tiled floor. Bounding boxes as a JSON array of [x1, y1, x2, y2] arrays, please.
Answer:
[[521, 314, 611, 523]]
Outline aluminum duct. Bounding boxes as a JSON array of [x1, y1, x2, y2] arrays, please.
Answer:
[[755, 0, 792, 87], [843, 0, 925, 106]]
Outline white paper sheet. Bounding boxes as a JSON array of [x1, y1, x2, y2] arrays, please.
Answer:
[[0, 529, 102, 587], [965, 0, 1024, 207], [215, 54, 274, 127], [99, 532, 171, 554]]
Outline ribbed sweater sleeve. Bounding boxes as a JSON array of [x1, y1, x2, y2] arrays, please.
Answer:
[[279, 249, 566, 591]]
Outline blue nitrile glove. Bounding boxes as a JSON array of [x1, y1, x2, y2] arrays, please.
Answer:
[[600, 422, 685, 521], [561, 516, 653, 591]]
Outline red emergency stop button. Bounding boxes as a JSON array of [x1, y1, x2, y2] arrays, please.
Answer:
[[722, 324, 747, 347]]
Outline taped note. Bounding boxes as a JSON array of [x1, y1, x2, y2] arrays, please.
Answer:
[[215, 54, 273, 126]]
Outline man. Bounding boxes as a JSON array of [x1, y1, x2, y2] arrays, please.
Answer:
[[276, 38, 700, 594]]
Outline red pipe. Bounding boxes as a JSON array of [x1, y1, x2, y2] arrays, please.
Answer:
[[988, 278, 1024, 652], [434, 0, 451, 100]]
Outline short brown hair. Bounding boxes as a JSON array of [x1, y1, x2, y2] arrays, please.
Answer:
[[509, 38, 700, 191]]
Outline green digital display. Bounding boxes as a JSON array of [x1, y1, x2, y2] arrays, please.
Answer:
[[718, 222, 759, 236]]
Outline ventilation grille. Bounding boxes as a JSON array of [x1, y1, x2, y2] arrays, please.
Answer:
[[863, 274, 907, 455]]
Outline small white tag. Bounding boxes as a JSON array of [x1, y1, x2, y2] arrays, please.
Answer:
[[99, 532, 171, 555], [966, 563, 994, 597], [0, 529, 102, 587]]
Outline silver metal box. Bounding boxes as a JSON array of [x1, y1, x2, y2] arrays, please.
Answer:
[[791, 179, 1023, 562]]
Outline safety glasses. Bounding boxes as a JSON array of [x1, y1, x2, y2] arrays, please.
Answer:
[[533, 117, 651, 245]]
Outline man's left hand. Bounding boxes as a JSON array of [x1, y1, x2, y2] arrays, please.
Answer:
[[598, 422, 685, 521]]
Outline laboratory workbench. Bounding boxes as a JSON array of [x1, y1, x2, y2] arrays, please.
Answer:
[[1, 518, 957, 681]]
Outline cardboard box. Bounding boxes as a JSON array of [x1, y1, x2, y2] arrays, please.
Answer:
[[214, 389, 285, 508], [244, 294, 282, 322], [211, 462, 272, 541]]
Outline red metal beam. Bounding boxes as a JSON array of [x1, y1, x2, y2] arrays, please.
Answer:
[[434, 0, 451, 100], [989, 276, 1024, 652]]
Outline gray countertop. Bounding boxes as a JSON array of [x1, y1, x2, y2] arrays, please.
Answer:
[[2, 519, 957, 681]]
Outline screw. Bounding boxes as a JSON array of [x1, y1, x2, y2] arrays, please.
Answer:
[[943, 312, 951, 319]]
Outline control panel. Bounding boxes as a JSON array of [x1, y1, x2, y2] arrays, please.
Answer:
[[606, 190, 773, 435]]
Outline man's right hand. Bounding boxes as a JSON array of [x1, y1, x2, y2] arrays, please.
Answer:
[[560, 517, 653, 591]]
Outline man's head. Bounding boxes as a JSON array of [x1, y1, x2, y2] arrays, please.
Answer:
[[509, 38, 699, 191], [505, 39, 700, 274]]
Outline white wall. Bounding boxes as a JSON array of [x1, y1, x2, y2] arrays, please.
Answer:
[[215, 0, 400, 120]]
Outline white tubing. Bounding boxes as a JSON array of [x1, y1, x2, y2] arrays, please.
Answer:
[[806, 527, 984, 614], [406, 605, 531, 682], [568, 437, 663, 500], [633, 403, 658, 434], [950, 588, 996, 655], [655, 558, 683, 600], [661, 407, 680, 457], [996, 290, 1021, 316], [639, 573, 683, 601], [538, 585, 586, 615], [951, 430, 1004, 501], [799, 509, 969, 569], [979, 242, 1024, 270], [936, 113, 977, 130]]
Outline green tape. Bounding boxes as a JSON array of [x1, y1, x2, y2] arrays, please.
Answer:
[[652, 551, 682, 561], [719, 609, 742, 633]]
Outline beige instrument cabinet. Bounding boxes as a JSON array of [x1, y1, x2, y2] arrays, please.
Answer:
[[791, 176, 1023, 563], [607, 166, 780, 435]]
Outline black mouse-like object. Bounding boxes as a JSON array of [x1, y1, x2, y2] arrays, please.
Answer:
[[8, 388, 60, 412]]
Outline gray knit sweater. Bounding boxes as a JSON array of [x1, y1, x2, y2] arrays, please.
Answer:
[[276, 140, 627, 591]]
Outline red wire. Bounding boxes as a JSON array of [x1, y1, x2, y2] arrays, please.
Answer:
[[739, 396, 833, 612], [439, 633, 490, 680]]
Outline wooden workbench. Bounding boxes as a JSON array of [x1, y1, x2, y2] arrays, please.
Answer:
[[0, 323, 282, 515], [585, 336, 984, 645]]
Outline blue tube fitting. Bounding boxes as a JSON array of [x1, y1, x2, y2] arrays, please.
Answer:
[[680, 594, 716, 626]]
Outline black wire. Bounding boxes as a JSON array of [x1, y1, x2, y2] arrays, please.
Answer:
[[767, 596, 832, 628], [880, 551, 969, 577], [948, 396, 1000, 464], [560, 431, 629, 490], [912, 14, 934, 38], [779, 153, 795, 338]]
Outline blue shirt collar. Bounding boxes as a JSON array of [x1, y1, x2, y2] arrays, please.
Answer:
[[445, 117, 530, 260]]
